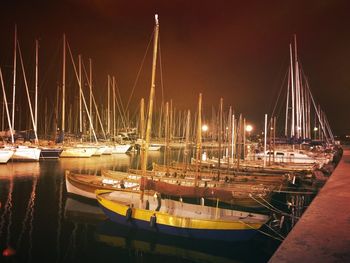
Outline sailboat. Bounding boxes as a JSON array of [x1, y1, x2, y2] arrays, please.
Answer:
[[6, 26, 41, 162], [0, 69, 15, 163], [96, 15, 270, 241], [245, 35, 334, 170]]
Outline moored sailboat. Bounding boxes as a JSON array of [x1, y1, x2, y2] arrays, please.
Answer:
[[96, 15, 270, 241], [96, 189, 269, 241]]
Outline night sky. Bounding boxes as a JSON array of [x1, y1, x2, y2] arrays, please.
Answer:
[[1, 0, 350, 135]]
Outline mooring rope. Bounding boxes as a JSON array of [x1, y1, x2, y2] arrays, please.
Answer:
[[239, 220, 284, 242], [249, 194, 300, 219]]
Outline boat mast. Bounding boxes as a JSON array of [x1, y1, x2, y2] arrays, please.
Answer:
[[164, 101, 169, 174], [78, 55, 82, 139], [263, 114, 267, 167], [231, 114, 235, 166], [66, 42, 98, 143], [217, 97, 223, 181], [89, 59, 93, 141], [184, 110, 191, 173], [194, 93, 202, 186], [18, 39, 39, 143], [0, 69, 14, 143], [141, 14, 159, 173], [112, 76, 116, 140], [35, 39, 38, 134], [284, 67, 290, 137], [107, 75, 110, 136], [62, 34, 66, 134], [140, 98, 145, 141], [289, 43, 295, 138], [11, 25, 17, 137]]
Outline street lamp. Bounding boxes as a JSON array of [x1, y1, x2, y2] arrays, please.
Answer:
[[314, 127, 318, 140], [245, 124, 253, 138], [202, 124, 208, 132], [245, 124, 253, 133]]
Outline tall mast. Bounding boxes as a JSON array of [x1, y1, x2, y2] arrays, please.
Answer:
[[164, 101, 169, 173], [112, 76, 116, 140], [194, 93, 202, 186], [62, 34, 66, 133], [141, 14, 159, 173], [284, 67, 290, 137], [18, 40, 39, 143], [0, 69, 14, 143], [107, 75, 110, 136], [11, 25, 17, 134], [289, 43, 295, 137], [217, 97, 223, 181], [231, 114, 235, 163], [140, 98, 145, 140], [263, 114, 268, 167], [35, 39, 39, 132], [89, 58, 93, 141], [78, 55, 82, 137], [184, 110, 191, 173]]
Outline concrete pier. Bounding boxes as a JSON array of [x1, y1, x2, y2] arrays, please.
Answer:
[[269, 147, 350, 262]]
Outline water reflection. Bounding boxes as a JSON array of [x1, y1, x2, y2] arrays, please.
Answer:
[[64, 196, 239, 263], [0, 162, 39, 262], [0, 151, 279, 262], [96, 220, 239, 263], [0, 162, 40, 178], [59, 154, 132, 174]]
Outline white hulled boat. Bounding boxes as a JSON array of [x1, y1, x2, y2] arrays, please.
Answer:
[[0, 147, 15, 163], [11, 145, 41, 161]]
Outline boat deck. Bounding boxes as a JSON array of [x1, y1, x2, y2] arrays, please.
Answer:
[[104, 191, 268, 223], [269, 146, 350, 262]]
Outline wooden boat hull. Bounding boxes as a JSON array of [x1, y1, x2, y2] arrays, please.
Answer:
[[65, 170, 140, 199], [103, 169, 275, 208], [96, 190, 269, 242]]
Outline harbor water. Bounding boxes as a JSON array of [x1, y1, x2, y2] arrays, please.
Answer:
[[0, 150, 283, 263]]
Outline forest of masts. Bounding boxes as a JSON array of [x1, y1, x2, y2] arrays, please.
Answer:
[[0, 30, 333, 148]]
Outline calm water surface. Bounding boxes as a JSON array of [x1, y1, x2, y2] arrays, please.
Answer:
[[0, 151, 280, 263]]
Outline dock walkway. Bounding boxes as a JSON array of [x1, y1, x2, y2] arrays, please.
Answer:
[[269, 147, 350, 262]]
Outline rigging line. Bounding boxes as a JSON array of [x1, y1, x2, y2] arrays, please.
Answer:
[[271, 68, 289, 118], [263, 221, 286, 240], [17, 40, 39, 143], [238, 220, 284, 242], [158, 34, 164, 104], [115, 78, 128, 127], [66, 42, 98, 143], [249, 194, 300, 219], [125, 29, 154, 112], [301, 68, 329, 143], [113, 80, 127, 129], [82, 60, 107, 139], [38, 38, 60, 94], [259, 195, 290, 216]]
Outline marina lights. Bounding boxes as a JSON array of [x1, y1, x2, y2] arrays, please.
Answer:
[[314, 127, 319, 139], [245, 124, 253, 133], [202, 124, 208, 132]]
